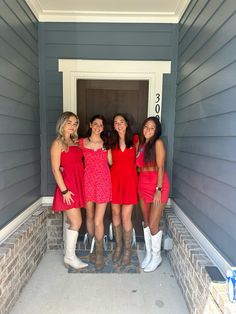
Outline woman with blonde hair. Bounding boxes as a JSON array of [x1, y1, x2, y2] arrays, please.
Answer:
[[51, 111, 88, 269]]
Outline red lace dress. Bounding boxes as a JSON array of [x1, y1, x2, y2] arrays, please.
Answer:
[[79, 138, 112, 203], [110, 135, 138, 205], [52, 145, 85, 211]]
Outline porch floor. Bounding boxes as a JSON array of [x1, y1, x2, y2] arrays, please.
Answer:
[[10, 250, 189, 314]]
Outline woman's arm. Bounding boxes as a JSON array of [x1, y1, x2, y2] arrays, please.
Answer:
[[107, 149, 112, 166], [154, 138, 166, 205], [50, 140, 74, 205]]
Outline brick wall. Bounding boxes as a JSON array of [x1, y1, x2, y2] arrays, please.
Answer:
[[165, 208, 235, 314], [0, 206, 63, 314]]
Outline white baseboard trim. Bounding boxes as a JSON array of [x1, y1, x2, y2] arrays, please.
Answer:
[[0, 197, 55, 245], [171, 199, 231, 275]]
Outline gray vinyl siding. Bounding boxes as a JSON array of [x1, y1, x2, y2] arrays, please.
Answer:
[[173, 0, 236, 265], [38, 23, 178, 195], [0, 0, 40, 228]]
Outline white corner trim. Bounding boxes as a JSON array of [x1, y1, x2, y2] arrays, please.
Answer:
[[171, 199, 232, 275]]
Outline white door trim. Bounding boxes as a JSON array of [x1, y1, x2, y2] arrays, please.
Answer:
[[58, 59, 171, 120]]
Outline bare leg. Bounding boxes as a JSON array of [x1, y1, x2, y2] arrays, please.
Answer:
[[121, 204, 133, 232], [65, 207, 82, 231], [112, 204, 121, 227], [86, 201, 95, 236], [149, 202, 166, 235], [139, 197, 151, 228], [94, 203, 107, 241]]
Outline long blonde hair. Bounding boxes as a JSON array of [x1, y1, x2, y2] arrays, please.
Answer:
[[56, 111, 79, 148]]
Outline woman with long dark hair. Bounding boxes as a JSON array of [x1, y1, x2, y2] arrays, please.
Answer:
[[110, 113, 138, 265], [79, 114, 111, 270], [136, 117, 170, 272]]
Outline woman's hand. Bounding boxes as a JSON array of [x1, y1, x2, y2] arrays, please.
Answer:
[[153, 190, 162, 207], [63, 190, 75, 205]]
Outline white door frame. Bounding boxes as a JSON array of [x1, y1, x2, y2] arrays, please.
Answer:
[[58, 59, 171, 120]]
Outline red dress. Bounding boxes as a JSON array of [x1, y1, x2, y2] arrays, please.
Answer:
[[79, 138, 112, 203], [52, 145, 85, 211], [110, 135, 138, 205]]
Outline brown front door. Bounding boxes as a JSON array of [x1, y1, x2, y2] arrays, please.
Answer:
[[77, 79, 148, 240]]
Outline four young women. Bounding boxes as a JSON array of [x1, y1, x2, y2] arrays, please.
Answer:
[[51, 112, 169, 272]]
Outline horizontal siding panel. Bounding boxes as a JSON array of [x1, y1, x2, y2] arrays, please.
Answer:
[[45, 83, 62, 97], [0, 77, 38, 106], [0, 116, 39, 135], [44, 44, 173, 59], [172, 192, 236, 264], [174, 164, 236, 210], [175, 87, 236, 122], [178, 3, 236, 70], [177, 36, 236, 95], [174, 151, 236, 187], [1, 57, 39, 92], [46, 97, 63, 110], [0, 38, 38, 81], [179, 0, 198, 32], [175, 112, 236, 137], [0, 135, 40, 152], [174, 137, 236, 162], [0, 175, 40, 209], [45, 31, 173, 46], [0, 1, 37, 52], [0, 95, 39, 120], [176, 62, 236, 109], [0, 188, 40, 229], [0, 19, 38, 65], [42, 22, 174, 33], [179, 0, 223, 51], [0, 162, 40, 191], [173, 176, 236, 237], [0, 149, 40, 171], [178, 0, 208, 43], [7, 0, 38, 39]]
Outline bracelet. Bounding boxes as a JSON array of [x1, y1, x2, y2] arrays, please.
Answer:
[[61, 189, 68, 195], [156, 187, 162, 192]]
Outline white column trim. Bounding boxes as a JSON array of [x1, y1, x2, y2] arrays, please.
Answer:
[[171, 199, 232, 275], [58, 59, 171, 121]]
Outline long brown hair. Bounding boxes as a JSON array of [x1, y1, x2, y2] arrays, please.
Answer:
[[110, 113, 134, 149], [140, 116, 162, 164]]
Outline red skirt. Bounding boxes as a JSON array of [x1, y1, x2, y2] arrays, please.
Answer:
[[138, 171, 170, 203]]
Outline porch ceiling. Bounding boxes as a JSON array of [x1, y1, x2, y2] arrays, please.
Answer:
[[25, 0, 190, 23]]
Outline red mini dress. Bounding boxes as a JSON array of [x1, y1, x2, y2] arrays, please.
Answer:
[[79, 138, 112, 204], [136, 145, 170, 204], [52, 145, 85, 211], [110, 135, 138, 205]]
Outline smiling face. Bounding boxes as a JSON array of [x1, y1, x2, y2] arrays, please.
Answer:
[[114, 115, 128, 134], [143, 120, 156, 141], [90, 118, 104, 135], [63, 115, 78, 136]]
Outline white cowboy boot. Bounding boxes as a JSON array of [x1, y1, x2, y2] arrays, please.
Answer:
[[144, 230, 162, 272], [141, 226, 152, 268], [64, 229, 88, 269]]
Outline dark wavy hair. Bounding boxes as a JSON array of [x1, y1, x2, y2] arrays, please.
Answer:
[[140, 116, 162, 164], [110, 113, 134, 149], [87, 114, 109, 150]]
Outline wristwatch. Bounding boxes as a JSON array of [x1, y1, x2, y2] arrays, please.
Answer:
[[156, 187, 162, 192]]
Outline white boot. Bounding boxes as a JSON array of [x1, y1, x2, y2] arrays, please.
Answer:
[[64, 229, 88, 269], [63, 222, 70, 255], [141, 226, 152, 268], [144, 230, 162, 272]]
